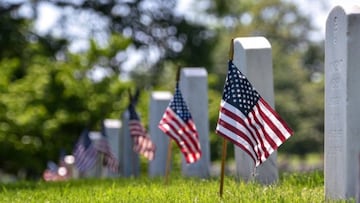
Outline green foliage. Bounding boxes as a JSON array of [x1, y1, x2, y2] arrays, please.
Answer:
[[0, 171, 332, 202], [0, 52, 131, 176], [0, 31, 132, 176]]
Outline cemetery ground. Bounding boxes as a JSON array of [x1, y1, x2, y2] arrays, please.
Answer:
[[0, 153, 340, 202], [0, 171, 326, 202]]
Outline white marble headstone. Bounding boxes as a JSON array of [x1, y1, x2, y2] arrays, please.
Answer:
[[83, 131, 103, 178], [325, 5, 360, 200], [148, 91, 173, 177], [179, 68, 211, 178], [233, 37, 278, 184], [120, 111, 140, 177], [103, 119, 121, 177]]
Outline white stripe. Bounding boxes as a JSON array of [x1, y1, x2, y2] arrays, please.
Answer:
[[160, 117, 198, 156], [216, 124, 257, 161], [159, 109, 199, 155], [258, 100, 292, 139], [220, 101, 268, 160], [218, 109, 261, 156], [250, 105, 279, 151]]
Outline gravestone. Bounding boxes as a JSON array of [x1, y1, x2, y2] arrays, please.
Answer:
[[357, 153, 360, 202], [103, 119, 121, 177], [148, 91, 173, 177], [179, 68, 210, 178], [325, 5, 360, 200], [119, 111, 140, 177], [233, 37, 278, 184], [63, 155, 77, 179], [83, 131, 104, 178]]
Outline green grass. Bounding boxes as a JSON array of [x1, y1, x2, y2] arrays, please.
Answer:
[[0, 170, 344, 203]]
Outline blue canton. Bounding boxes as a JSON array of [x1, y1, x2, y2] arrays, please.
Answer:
[[222, 61, 260, 115], [169, 84, 192, 122]]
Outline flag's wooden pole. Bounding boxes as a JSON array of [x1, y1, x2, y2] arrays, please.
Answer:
[[164, 66, 181, 184], [219, 138, 227, 197], [229, 38, 234, 61], [219, 39, 234, 197], [164, 139, 172, 184], [128, 89, 138, 177]]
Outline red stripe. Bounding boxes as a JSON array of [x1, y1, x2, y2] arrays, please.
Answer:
[[159, 108, 201, 163], [215, 128, 257, 164], [249, 107, 277, 153], [160, 109, 200, 152], [219, 103, 265, 163], [217, 118, 258, 161], [259, 98, 293, 136], [159, 113, 200, 162], [129, 120, 156, 161], [216, 99, 294, 166], [257, 107, 286, 144], [245, 110, 269, 161]]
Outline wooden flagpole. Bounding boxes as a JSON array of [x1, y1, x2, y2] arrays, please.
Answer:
[[164, 66, 181, 185], [128, 89, 137, 177], [219, 38, 234, 197], [219, 139, 227, 197], [164, 138, 172, 184]]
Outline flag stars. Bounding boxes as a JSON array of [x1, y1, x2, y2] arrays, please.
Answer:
[[159, 83, 202, 164], [169, 84, 193, 121], [222, 61, 261, 115]]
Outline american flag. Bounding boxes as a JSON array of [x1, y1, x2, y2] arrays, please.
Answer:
[[158, 83, 201, 164], [128, 103, 156, 161], [73, 129, 97, 172], [99, 123, 119, 172], [216, 60, 293, 167], [42, 161, 60, 181]]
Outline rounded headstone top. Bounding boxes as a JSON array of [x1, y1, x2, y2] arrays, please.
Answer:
[[181, 68, 207, 77], [326, 5, 360, 36], [151, 91, 173, 100], [89, 131, 102, 140], [104, 119, 121, 128], [328, 5, 360, 17], [234, 37, 271, 50]]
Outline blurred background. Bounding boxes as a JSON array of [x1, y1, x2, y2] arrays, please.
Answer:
[[0, 0, 356, 180]]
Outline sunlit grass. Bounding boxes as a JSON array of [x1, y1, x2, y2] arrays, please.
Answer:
[[0, 170, 344, 202]]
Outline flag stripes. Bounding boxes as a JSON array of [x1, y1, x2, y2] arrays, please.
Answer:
[[73, 144, 98, 172], [73, 129, 119, 173], [159, 108, 201, 163], [158, 83, 202, 164], [129, 119, 156, 161], [216, 60, 293, 167], [94, 138, 119, 173], [73, 130, 98, 172]]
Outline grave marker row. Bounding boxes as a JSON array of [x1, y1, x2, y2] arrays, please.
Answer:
[[58, 4, 360, 201]]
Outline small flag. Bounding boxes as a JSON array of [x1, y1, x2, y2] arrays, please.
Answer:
[[158, 83, 201, 163], [128, 103, 156, 161], [99, 123, 119, 172], [42, 161, 60, 181], [216, 60, 293, 166], [73, 129, 97, 172]]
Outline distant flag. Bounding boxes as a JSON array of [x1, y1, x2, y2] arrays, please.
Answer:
[[42, 161, 60, 181], [73, 129, 97, 172], [99, 122, 119, 172], [42, 153, 69, 182], [128, 102, 156, 161], [158, 83, 201, 164], [215, 60, 293, 167]]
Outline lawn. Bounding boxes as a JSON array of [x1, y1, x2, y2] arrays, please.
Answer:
[[0, 170, 338, 203]]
